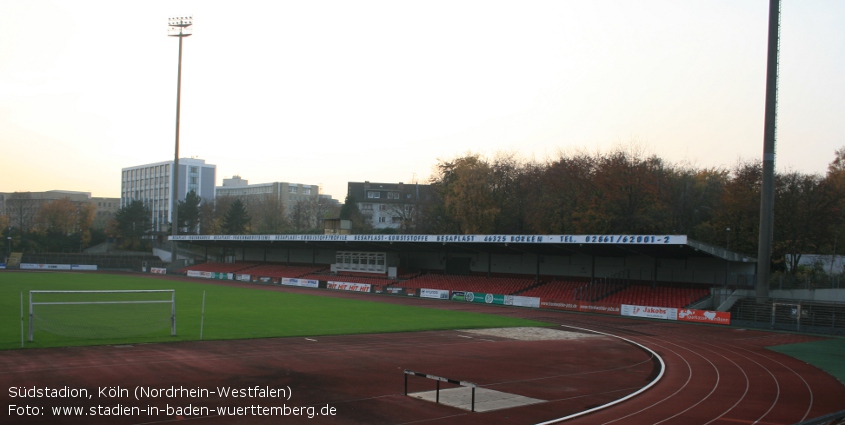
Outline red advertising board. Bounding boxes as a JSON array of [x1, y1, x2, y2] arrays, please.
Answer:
[[676, 308, 731, 325], [539, 299, 621, 315]]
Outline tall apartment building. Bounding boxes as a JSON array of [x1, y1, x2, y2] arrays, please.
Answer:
[[120, 158, 216, 232], [346, 181, 431, 231]]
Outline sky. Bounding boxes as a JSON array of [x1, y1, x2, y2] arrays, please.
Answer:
[[1, 0, 843, 201]]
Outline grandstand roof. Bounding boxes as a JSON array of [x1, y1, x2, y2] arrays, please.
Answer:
[[170, 234, 754, 263]]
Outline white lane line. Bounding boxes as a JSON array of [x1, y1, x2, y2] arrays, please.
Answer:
[[533, 324, 667, 425]]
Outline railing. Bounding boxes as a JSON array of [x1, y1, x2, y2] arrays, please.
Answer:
[[730, 297, 845, 336]]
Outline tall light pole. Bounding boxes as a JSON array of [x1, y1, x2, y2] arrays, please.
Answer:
[[756, 0, 780, 302], [168, 16, 192, 267]]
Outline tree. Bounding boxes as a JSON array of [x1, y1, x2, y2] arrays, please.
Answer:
[[222, 199, 251, 235], [30, 199, 97, 252], [436, 154, 499, 234], [774, 172, 836, 273], [198, 201, 218, 235], [715, 161, 763, 255], [249, 193, 289, 234], [177, 190, 202, 235], [339, 194, 373, 234], [825, 147, 845, 256], [6, 192, 40, 232], [110, 200, 152, 250], [524, 152, 595, 233], [34, 198, 77, 236]]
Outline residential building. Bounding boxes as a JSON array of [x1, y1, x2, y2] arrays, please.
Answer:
[[346, 181, 431, 231], [120, 158, 216, 233], [0, 191, 119, 231]]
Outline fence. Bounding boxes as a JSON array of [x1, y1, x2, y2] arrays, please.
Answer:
[[20, 253, 166, 271], [730, 297, 845, 336]]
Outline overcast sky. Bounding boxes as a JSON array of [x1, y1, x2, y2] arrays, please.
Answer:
[[1, 1, 843, 201]]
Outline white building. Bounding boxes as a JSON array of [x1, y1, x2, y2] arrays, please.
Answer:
[[346, 181, 431, 231], [120, 158, 216, 232]]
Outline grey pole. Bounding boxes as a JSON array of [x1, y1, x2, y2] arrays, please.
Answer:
[[756, 0, 780, 302], [168, 17, 193, 269]]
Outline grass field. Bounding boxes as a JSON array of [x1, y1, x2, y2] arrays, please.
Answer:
[[768, 338, 845, 384], [0, 271, 549, 350]]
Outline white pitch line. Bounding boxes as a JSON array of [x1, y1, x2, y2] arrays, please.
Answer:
[[457, 335, 474, 339], [304, 338, 317, 342]]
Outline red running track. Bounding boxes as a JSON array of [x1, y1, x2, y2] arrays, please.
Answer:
[[1, 276, 843, 425]]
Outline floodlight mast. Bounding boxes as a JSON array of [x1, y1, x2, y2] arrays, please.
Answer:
[[757, 0, 779, 302], [168, 17, 192, 267]]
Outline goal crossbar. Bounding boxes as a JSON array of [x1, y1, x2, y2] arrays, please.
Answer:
[[29, 290, 176, 342]]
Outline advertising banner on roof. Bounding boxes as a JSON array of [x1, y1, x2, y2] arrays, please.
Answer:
[[171, 234, 688, 245]]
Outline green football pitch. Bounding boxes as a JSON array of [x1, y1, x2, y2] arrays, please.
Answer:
[[0, 272, 548, 350]]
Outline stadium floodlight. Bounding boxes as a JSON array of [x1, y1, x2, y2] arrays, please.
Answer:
[[168, 16, 193, 267], [28, 290, 176, 342]]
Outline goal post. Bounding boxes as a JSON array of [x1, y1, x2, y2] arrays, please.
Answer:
[[29, 290, 176, 342]]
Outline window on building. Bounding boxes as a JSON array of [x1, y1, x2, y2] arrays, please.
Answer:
[[379, 204, 387, 211], [378, 216, 386, 223], [367, 191, 380, 199], [361, 203, 373, 211], [303, 188, 311, 195], [289, 187, 298, 194]]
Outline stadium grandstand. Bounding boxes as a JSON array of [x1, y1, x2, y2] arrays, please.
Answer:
[[170, 233, 756, 311]]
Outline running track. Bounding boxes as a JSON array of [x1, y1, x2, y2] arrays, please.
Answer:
[[2, 276, 843, 425]]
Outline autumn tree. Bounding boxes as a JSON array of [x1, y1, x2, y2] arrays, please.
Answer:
[[525, 152, 595, 233], [433, 154, 500, 234], [198, 201, 218, 234], [489, 152, 532, 233], [773, 172, 837, 273], [709, 160, 762, 255], [825, 147, 845, 256], [246, 193, 289, 234]]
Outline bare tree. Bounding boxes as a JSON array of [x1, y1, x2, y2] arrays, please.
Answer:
[[7, 192, 41, 232]]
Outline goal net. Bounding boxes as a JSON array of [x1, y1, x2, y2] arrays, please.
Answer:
[[29, 290, 176, 341]]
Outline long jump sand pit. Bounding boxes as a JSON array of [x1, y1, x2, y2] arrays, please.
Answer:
[[459, 326, 602, 341]]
